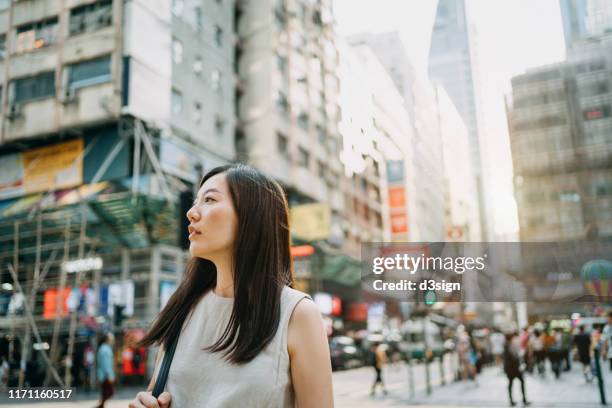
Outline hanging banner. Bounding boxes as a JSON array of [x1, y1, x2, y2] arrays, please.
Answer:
[[0, 139, 83, 200], [108, 280, 135, 317], [43, 288, 71, 319], [386, 160, 409, 238]]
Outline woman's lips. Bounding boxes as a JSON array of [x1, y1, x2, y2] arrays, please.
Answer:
[[188, 225, 202, 240]]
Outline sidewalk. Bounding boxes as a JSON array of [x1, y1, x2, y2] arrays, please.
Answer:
[[334, 360, 612, 408], [0, 359, 609, 407], [405, 363, 611, 407]]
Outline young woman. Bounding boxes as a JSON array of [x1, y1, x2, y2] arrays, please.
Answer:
[[129, 164, 334, 407]]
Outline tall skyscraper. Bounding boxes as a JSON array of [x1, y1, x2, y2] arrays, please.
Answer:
[[560, 0, 612, 49], [428, 0, 489, 240]]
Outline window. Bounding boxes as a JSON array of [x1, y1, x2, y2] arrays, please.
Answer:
[[316, 125, 325, 144], [595, 183, 612, 197], [276, 90, 288, 111], [277, 132, 288, 155], [0, 34, 5, 60], [193, 56, 203, 76], [211, 69, 221, 92], [297, 112, 309, 129], [277, 54, 287, 72], [192, 101, 202, 124], [514, 115, 566, 131], [68, 55, 111, 89], [580, 81, 608, 97], [69, 0, 112, 36], [171, 89, 183, 114], [195, 6, 203, 31], [275, 7, 287, 30], [298, 147, 309, 168], [15, 17, 59, 53], [172, 38, 183, 64], [214, 115, 225, 136], [317, 161, 326, 178], [172, 0, 184, 16], [214, 26, 223, 47], [13, 72, 55, 104]]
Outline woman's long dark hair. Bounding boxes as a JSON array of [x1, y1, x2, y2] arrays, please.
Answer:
[[137, 164, 294, 364]]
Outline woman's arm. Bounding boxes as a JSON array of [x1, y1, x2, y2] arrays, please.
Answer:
[[288, 298, 334, 407]]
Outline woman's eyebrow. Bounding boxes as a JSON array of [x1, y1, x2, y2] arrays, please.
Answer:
[[193, 188, 222, 205], [202, 188, 221, 195]]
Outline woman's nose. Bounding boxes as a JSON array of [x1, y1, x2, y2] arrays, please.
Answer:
[[186, 206, 199, 222]]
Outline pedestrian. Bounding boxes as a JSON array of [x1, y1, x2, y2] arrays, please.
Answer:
[[490, 330, 505, 367], [561, 328, 572, 372], [96, 333, 115, 408], [574, 325, 593, 382], [130, 164, 333, 408], [603, 311, 612, 372], [548, 329, 563, 379], [470, 335, 483, 375], [530, 329, 545, 376], [520, 327, 533, 373], [503, 333, 530, 407], [457, 329, 476, 382], [369, 342, 388, 396], [0, 356, 9, 391]]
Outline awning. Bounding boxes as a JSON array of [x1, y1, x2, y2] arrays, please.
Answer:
[[0, 176, 179, 261]]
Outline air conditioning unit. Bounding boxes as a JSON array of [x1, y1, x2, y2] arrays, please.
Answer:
[[60, 88, 78, 105], [7, 103, 23, 120]]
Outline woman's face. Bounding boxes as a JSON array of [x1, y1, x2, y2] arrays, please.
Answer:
[[186, 173, 238, 260]]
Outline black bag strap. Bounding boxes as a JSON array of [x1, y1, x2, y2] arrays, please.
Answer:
[[152, 333, 179, 398]]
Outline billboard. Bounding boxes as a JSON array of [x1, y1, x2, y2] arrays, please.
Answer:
[[0, 139, 83, 200], [289, 202, 331, 241]]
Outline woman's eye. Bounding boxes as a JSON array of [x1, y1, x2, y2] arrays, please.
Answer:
[[204, 197, 215, 203]]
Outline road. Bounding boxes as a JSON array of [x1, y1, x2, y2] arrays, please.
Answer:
[[1, 356, 609, 407]]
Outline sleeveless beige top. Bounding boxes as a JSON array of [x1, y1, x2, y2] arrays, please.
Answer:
[[157, 286, 311, 407]]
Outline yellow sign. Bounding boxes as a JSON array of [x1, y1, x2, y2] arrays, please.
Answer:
[[22, 139, 83, 194], [290, 202, 331, 241]]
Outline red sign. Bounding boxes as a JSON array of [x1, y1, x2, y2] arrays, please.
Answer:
[[447, 226, 465, 241], [390, 212, 408, 233], [331, 296, 342, 316], [347, 302, 368, 322], [43, 288, 70, 319], [290, 245, 315, 257], [388, 186, 406, 208], [122, 347, 146, 376]]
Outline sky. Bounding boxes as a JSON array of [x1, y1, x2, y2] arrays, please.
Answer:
[[333, 0, 566, 237]]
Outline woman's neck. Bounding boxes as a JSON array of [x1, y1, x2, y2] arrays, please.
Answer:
[[213, 256, 234, 298]]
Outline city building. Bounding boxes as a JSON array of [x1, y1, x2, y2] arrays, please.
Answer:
[[560, 0, 612, 49], [507, 33, 612, 317], [428, 0, 490, 241], [0, 0, 235, 387], [338, 38, 413, 245], [348, 32, 447, 242], [235, 0, 370, 310], [433, 84, 481, 242]]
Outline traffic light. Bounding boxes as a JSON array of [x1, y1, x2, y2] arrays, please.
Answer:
[[424, 290, 437, 306]]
